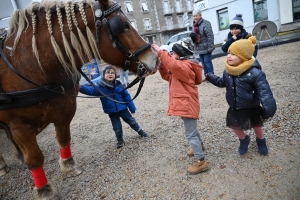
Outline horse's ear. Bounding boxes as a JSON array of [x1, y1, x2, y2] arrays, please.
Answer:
[[98, 0, 109, 7]]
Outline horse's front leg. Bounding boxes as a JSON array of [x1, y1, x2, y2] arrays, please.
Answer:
[[10, 123, 58, 199], [54, 122, 82, 177], [0, 154, 9, 176]]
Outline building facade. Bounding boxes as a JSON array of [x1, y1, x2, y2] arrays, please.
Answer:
[[122, 0, 300, 45], [1, 0, 299, 45]]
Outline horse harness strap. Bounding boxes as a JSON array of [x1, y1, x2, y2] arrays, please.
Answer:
[[94, 1, 150, 77], [0, 37, 81, 109]]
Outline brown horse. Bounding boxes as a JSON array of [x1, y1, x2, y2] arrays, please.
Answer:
[[0, 0, 158, 199]]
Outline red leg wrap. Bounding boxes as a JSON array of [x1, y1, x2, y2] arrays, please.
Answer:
[[60, 143, 72, 159], [31, 166, 48, 188]]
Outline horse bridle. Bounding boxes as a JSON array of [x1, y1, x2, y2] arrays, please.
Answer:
[[94, 1, 151, 77]]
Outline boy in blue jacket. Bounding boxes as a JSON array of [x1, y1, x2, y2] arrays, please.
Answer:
[[79, 65, 147, 148]]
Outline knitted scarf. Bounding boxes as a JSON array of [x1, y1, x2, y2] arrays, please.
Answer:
[[99, 77, 116, 89], [224, 58, 254, 76]]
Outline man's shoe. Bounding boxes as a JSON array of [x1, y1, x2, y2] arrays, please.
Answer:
[[117, 140, 125, 149], [256, 137, 268, 155], [187, 143, 205, 157], [239, 135, 250, 155], [188, 158, 210, 174], [138, 130, 148, 137]]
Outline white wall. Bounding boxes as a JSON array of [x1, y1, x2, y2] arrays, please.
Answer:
[[279, 0, 293, 24], [193, 0, 281, 44]]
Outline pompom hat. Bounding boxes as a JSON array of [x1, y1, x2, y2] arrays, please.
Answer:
[[230, 14, 244, 30], [172, 39, 194, 57], [228, 36, 257, 61]]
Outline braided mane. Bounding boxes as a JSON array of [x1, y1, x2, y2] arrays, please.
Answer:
[[8, 0, 100, 74]]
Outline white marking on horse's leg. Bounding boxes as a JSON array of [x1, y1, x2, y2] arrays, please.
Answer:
[[33, 183, 59, 200], [59, 156, 83, 178], [0, 155, 9, 176]]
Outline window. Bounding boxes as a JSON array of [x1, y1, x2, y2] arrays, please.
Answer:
[[146, 35, 156, 43], [130, 20, 138, 30], [163, 1, 170, 13], [166, 16, 173, 29], [187, 0, 192, 11], [253, 0, 268, 22], [178, 15, 184, 27], [141, 2, 149, 12], [176, 0, 181, 12], [125, 2, 133, 13], [189, 14, 193, 26], [293, 0, 300, 21], [217, 8, 229, 30], [144, 18, 152, 30]]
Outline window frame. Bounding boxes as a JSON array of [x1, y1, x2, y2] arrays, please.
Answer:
[[141, 2, 149, 13], [217, 8, 229, 31], [143, 18, 152, 30], [293, 0, 300, 21], [130, 19, 138, 31], [253, 0, 268, 22], [125, 1, 134, 14]]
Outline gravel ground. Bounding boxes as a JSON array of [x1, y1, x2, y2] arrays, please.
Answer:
[[1, 41, 300, 200]]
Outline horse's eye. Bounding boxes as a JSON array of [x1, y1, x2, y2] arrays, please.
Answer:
[[124, 22, 130, 30]]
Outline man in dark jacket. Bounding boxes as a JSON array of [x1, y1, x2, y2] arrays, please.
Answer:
[[79, 65, 147, 148]]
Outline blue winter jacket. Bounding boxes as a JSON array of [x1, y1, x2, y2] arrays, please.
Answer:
[[79, 79, 136, 114], [206, 60, 276, 118], [221, 29, 258, 58]]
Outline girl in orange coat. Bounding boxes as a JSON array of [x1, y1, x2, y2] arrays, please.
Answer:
[[152, 40, 209, 174]]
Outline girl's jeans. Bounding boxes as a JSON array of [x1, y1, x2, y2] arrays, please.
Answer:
[[182, 117, 204, 160], [199, 53, 214, 76], [109, 109, 141, 141]]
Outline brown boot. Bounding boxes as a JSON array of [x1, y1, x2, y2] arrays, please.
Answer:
[[188, 158, 209, 174], [187, 143, 205, 157]]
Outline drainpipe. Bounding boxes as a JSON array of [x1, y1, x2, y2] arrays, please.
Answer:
[[10, 0, 18, 10]]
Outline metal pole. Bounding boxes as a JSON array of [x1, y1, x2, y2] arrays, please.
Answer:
[[10, 0, 18, 10]]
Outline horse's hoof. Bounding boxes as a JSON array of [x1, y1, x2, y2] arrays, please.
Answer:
[[33, 183, 60, 200], [59, 156, 83, 177], [0, 165, 9, 176]]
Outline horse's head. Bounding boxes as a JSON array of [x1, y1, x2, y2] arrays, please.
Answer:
[[96, 0, 159, 77]]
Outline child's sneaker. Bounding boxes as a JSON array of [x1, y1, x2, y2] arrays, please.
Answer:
[[239, 135, 250, 155], [256, 137, 268, 155]]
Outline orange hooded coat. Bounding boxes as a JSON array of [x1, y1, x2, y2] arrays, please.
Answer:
[[158, 51, 203, 119]]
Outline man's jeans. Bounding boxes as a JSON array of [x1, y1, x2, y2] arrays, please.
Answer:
[[199, 53, 214, 76], [108, 109, 141, 141]]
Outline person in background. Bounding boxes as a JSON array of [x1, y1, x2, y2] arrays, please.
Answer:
[[79, 65, 148, 149], [221, 14, 258, 57], [118, 68, 129, 87], [190, 8, 215, 80], [206, 36, 276, 155], [152, 40, 209, 175]]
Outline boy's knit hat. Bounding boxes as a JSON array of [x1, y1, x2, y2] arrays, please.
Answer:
[[228, 36, 256, 61], [103, 65, 116, 77], [230, 14, 243, 30]]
